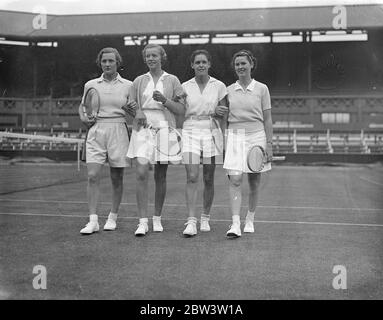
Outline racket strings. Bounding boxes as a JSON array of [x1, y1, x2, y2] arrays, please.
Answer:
[[247, 146, 266, 173], [83, 88, 100, 120], [146, 126, 182, 157]]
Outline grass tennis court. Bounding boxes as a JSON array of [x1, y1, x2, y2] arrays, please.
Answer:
[[0, 161, 382, 299]]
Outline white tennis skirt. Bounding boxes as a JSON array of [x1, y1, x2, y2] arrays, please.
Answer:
[[223, 129, 271, 175], [127, 128, 182, 164], [126, 110, 182, 164]]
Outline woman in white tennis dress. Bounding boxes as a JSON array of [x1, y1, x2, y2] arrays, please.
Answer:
[[127, 44, 185, 236], [223, 50, 274, 238], [181, 49, 228, 237]]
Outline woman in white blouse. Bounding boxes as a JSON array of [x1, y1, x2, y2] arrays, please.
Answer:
[[181, 49, 228, 237], [127, 44, 185, 236]]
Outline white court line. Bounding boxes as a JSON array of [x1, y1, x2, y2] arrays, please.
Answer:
[[1, 211, 383, 228], [359, 176, 383, 187], [0, 198, 382, 212]]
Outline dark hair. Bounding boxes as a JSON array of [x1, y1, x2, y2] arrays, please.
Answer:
[[231, 50, 257, 70], [96, 47, 122, 68], [190, 49, 212, 64], [142, 44, 167, 64]]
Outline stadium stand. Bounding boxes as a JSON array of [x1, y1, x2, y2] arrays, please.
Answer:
[[0, 5, 382, 161]]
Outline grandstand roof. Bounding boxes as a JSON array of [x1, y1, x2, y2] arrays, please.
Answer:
[[1, 4, 383, 40]]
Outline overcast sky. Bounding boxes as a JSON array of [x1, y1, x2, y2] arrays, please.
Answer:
[[0, 0, 382, 14]]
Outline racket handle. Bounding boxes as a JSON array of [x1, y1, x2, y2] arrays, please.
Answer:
[[271, 156, 285, 161]]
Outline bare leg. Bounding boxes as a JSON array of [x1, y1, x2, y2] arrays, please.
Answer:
[[86, 163, 103, 215], [247, 173, 261, 212], [228, 174, 243, 218], [109, 167, 124, 214], [202, 163, 215, 216], [154, 163, 168, 217], [136, 158, 150, 218], [185, 162, 200, 218]]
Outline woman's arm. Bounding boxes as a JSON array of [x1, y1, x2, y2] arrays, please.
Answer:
[[152, 76, 186, 115], [162, 98, 185, 115], [131, 76, 147, 128], [217, 95, 229, 132]]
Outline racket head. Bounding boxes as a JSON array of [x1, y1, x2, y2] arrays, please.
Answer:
[[247, 145, 266, 173], [82, 87, 100, 120], [154, 126, 182, 157]]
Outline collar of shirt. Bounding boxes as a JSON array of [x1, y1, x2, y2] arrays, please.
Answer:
[[189, 76, 216, 85], [145, 71, 169, 82], [97, 73, 124, 83], [233, 79, 256, 92]]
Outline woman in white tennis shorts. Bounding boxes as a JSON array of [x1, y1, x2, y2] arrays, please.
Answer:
[[127, 44, 185, 236], [223, 50, 274, 238], [181, 49, 228, 237], [78, 47, 135, 235]]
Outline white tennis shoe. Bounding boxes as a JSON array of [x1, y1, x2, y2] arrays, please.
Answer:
[[103, 218, 116, 231], [135, 222, 149, 236], [243, 220, 254, 233], [226, 223, 241, 238], [152, 216, 163, 232], [183, 220, 197, 237], [80, 221, 99, 235], [200, 216, 210, 232]]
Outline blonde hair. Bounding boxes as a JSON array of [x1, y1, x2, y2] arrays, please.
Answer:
[[142, 44, 167, 64]]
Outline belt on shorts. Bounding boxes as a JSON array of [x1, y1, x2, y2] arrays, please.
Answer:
[[186, 115, 214, 120], [96, 117, 126, 123]]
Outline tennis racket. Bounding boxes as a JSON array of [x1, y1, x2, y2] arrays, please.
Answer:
[[81, 87, 101, 162], [82, 87, 101, 122], [146, 124, 183, 157], [247, 145, 285, 173]]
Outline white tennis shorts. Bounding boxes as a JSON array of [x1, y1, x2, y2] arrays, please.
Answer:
[[86, 121, 130, 167], [182, 119, 223, 163], [223, 128, 271, 175]]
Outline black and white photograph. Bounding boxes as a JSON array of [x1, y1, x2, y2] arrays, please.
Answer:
[[0, 0, 382, 306]]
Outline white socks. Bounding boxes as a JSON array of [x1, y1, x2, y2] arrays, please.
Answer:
[[153, 215, 161, 222], [232, 215, 240, 224], [232, 212, 255, 224], [246, 211, 255, 222], [139, 218, 149, 224], [108, 212, 118, 221], [187, 217, 197, 223], [89, 214, 98, 222]]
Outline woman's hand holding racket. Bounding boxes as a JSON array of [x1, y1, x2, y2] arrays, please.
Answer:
[[134, 109, 147, 129], [247, 145, 285, 173], [81, 113, 97, 128], [81, 87, 100, 128], [80, 112, 96, 128], [265, 142, 273, 162]]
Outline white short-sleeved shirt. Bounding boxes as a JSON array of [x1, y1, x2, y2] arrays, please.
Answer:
[[82, 73, 132, 118], [182, 77, 227, 118], [227, 79, 271, 131]]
